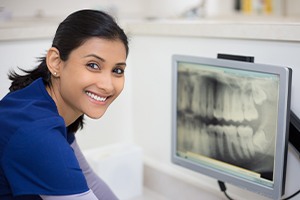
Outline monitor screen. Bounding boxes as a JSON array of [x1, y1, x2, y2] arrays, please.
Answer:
[[171, 55, 292, 200]]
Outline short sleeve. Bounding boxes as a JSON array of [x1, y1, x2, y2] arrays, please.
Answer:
[[2, 117, 89, 196]]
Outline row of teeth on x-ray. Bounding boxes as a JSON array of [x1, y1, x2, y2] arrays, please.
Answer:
[[176, 72, 276, 170], [177, 73, 267, 122], [177, 118, 266, 163]]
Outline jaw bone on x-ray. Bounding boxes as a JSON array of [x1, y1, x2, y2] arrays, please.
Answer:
[[177, 65, 279, 180]]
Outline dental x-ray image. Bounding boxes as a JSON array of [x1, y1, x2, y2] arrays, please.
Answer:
[[176, 62, 279, 181]]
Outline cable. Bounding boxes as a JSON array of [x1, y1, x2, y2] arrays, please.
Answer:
[[282, 188, 300, 200], [218, 180, 234, 200]]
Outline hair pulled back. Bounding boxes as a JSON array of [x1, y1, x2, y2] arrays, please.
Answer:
[[8, 9, 129, 133]]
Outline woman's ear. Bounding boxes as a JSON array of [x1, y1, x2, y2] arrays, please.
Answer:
[[46, 47, 62, 78]]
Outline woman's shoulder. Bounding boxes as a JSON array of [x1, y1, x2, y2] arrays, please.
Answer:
[[0, 78, 61, 129], [0, 82, 67, 158], [1, 78, 56, 110]]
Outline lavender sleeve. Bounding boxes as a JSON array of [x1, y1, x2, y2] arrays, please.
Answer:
[[41, 189, 98, 200], [71, 139, 119, 200]]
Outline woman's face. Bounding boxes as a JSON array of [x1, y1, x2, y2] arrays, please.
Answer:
[[54, 37, 127, 123]]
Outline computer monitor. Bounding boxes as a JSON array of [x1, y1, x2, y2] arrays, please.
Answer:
[[171, 55, 292, 200]]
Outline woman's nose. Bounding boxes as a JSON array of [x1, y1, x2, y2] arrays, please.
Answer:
[[96, 72, 114, 92]]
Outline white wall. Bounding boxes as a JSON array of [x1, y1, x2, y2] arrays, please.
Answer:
[[0, 0, 144, 19], [129, 35, 300, 199], [1, 0, 300, 21], [284, 0, 300, 17], [0, 39, 52, 98]]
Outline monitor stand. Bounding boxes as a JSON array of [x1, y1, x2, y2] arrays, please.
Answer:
[[217, 53, 254, 63]]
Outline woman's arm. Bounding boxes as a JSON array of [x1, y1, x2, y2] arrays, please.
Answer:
[[70, 139, 119, 200]]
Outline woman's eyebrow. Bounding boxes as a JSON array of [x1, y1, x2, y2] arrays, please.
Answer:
[[84, 54, 126, 66], [84, 54, 105, 62], [116, 62, 127, 67]]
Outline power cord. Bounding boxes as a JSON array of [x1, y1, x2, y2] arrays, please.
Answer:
[[218, 180, 234, 200], [282, 189, 300, 200]]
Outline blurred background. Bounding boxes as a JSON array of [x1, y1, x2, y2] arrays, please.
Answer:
[[1, 0, 300, 21], [1, 1, 300, 200]]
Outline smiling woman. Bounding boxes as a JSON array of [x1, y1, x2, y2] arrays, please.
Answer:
[[0, 9, 128, 200], [47, 37, 127, 122]]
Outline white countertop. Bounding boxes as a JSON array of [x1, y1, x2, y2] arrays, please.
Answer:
[[123, 15, 300, 42], [0, 17, 60, 41], [1, 16, 300, 42]]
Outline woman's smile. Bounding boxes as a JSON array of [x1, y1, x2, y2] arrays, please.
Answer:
[[85, 91, 109, 103]]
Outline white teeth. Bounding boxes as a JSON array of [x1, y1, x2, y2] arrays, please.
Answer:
[[231, 89, 244, 122], [212, 125, 224, 157], [253, 129, 268, 152], [224, 125, 238, 160], [177, 74, 191, 111], [223, 85, 232, 121], [242, 90, 259, 121], [86, 91, 107, 102], [252, 82, 267, 105], [206, 81, 214, 119], [191, 76, 206, 117], [213, 83, 225, 120], [237, 125, 255, 159]]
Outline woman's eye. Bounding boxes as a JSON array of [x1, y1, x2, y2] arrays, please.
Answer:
[[86, 63, 99, 70], [113, 68, 124, 75]]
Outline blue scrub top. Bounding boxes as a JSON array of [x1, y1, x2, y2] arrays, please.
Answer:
[[0, 78, 89, 199]]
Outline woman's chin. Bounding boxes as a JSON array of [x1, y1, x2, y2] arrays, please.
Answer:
[[86, 111, 106, 119]]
